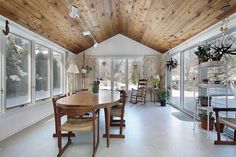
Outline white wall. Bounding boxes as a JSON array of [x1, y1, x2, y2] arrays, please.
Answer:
[[84, 34, 161, 56], [0, 101, 52, 141]]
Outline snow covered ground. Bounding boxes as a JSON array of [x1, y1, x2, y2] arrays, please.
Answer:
[[6, 88, 62, 109], [170, 89, 236, 118]]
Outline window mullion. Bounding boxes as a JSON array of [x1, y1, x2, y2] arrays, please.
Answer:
[[62, 52, 66, 95], [50, 49, 53, 97], [0, 28, 6, 112], [111, 58, 114, 90], [31, 41, 36, 104], [180, 51, 184, 109], [125, 58, 128, 91]]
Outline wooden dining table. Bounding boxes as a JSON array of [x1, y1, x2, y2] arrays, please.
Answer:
[[56, 90, 120, 148]]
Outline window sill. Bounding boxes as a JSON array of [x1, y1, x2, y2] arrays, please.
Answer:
[[0, 99, 51, 119]]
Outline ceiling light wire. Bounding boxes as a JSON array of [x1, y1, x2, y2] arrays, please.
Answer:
[[67, 1, 99, 47]]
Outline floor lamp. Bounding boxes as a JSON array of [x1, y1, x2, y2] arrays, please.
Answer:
[[67, 63, 79, 94]]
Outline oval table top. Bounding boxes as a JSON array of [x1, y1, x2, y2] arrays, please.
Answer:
[[57, 90, 120, 107]]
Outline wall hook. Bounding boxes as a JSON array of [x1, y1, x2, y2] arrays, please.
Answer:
[[2, 20, 10, 36]]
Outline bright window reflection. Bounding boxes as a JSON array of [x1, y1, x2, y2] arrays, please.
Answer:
[[183, 50, 198, 112], [128, 59, 142, 90], [53, 51, 63, 95], [98, 59, 111, 90], [170, 53, 181, 107], [35, 44, 50, 100], [113, 59, 126, 90], [6, 34, 31, 108]]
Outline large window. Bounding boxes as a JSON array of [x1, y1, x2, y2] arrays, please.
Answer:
[[6, 34, 31, 109], [35, 44, 50, 100], [0, 17, 67, 112], [128, 59, 142, 90], [0, 35, 2, 113], [53, 51, 63, 95], [113, 59, 126, 90], [97, 57, 144, 91], [98, 59, 111, 90], [183, 50, 198, 113]]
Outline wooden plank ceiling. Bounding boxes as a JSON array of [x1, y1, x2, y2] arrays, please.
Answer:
[[1, 0, 236, 54]]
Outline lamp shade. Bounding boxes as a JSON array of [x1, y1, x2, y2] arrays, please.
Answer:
[[67, 63, 80, 73]]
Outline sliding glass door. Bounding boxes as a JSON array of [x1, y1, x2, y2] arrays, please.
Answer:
[[113, 59, 126, 90], [98, 58, 112, 90], [98, 57, 143, 91], [183, 50, 198, 113], [169, 53, 181, 107]]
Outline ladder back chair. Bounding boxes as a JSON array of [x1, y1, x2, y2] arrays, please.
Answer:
[[130, 79, 148, 104], [109, 90, 128, 138], [56, 105, 100, 157], [214, 107, 236, 145], [52, 94, 68, 137]]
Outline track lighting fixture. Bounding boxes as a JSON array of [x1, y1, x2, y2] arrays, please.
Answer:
[[68, 3, 99, 48]]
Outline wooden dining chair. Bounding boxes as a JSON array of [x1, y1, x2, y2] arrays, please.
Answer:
[[213, 107, 236, 145], [56, 105, 100, 157], [52, 94, 67, 137], [110, 90, 128, 138]]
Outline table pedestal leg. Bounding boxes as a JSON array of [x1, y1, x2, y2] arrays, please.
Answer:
[[104, 106, 111, 147]]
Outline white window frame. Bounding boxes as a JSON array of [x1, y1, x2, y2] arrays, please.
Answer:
[[0, 16, 67, 113], [4, 33, 33, 109], [0, 25, 4, 113], [97, 57, 143, 91], [168, 52, 182, 108]]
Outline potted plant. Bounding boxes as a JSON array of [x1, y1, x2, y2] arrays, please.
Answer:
[[92, 79, 100, 93], [210, 40, 236, 61], [199, 110, 214, 130], [194, 43, 211, 63], [198, 96, 211, 107], [166, 58, 178, 71], [158, 89, 170, 106]]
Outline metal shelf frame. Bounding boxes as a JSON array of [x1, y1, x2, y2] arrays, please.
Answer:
[[193, 61, 229, 136]]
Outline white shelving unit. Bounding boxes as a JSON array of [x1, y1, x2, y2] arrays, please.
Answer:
[[193, 61, 229, 135]]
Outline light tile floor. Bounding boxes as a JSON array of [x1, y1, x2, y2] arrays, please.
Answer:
[[0, 103, 236, 157]]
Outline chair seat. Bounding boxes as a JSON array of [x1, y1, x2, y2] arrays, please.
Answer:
[[61, 118, 96, 132], [220, 118, 236, 129]]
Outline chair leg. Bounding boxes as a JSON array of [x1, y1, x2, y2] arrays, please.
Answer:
[[57, 130, 62, 157], [234, 130, 236, 142], [92, 124, 96, 157], [119, 116, 124, 135], [216, 120, 221, 142], [68, 131, 72, 143], [96, 111, 100, 151], [103, 116, 125, 139]]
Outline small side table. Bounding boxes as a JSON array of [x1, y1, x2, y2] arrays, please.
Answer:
[[150, 87, 159, 103]]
